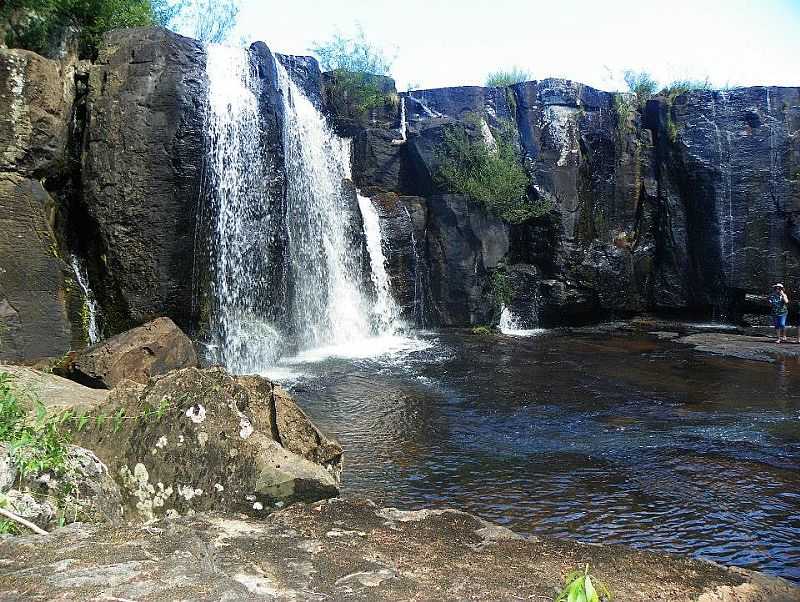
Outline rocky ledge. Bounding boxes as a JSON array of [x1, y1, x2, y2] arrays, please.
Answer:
[[1, 497, 797, 601]]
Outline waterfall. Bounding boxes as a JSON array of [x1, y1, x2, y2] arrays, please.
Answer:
[[357, 193, 401, 332], [69, 255, 102, 345], [276, 60, 376, 350], [205, 45, 282, 373], [203, 45, 410, 373]]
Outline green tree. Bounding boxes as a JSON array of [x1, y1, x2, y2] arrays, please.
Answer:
[[168, 0, 238, 44], [2, 0, 153, 58], [485, 67, 531, 87], [623, 69, 658, 107], [311, 25, 396, 116]]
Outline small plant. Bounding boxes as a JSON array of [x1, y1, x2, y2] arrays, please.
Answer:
[[492, 269, 513, 308], [623, 69, 658, 108], [486, 67, 532, 87], [555, 565, 612, 602], [612, 94, 634, 135], [1, 373, 70, 479], [471, 325, 493, 336], [662, 77, 711, 102]]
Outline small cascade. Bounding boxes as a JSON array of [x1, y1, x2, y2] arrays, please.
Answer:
[[205, 44, 281, 373], [357, 193, 401, 332], [69, 255, 102, 345], [499, 305, 544, 337], [391, 96, 407, 145], [407, 93, 444, 118]]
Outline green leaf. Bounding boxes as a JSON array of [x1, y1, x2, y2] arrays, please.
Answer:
[[585, 576, 598, 602]]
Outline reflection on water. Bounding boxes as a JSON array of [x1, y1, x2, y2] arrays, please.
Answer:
[[281, 330, 800, 583]]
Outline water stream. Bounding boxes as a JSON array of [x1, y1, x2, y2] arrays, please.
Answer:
[[284, 330, 800, 583]]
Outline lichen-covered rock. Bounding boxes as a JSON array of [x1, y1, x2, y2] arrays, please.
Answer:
[[0, 444, 122, 531], [74, 367, 342, 520], [58, 317, 198, 389]]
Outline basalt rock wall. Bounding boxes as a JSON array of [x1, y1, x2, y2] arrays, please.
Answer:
[[344, 75, 800, 327], [2, 27, 800, 363]]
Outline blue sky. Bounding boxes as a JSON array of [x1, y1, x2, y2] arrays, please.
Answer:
[[231, 0, 800, 91]]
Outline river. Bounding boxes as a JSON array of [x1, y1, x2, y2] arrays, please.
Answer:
[[266, 328, 800, 583]]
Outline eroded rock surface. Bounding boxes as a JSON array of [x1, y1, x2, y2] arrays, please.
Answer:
[[0, 48, 79, 360], [74, 367, 342, 519], [0, 498, 796, 601], [59, 317, 198, 389]]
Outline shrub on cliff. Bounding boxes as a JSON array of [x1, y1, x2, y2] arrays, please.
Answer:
[[312, 25, 396, 116], [623, 69, 658, 107], [434, 117, 548, 223], [485, 67, 532, 87], [2, 0, 152, 58]]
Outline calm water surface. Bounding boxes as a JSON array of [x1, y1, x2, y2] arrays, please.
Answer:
[[272, 330, 800, 582]]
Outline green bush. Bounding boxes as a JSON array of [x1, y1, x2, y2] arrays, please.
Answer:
[[0, 372, 70, 480], [485, 67, 531, 87], [434, 117, 548, 223], [662, 77, 711, 102], [612, 94, 634, 134], [2, 0, 153, 59], [623, 69, 658, 108]]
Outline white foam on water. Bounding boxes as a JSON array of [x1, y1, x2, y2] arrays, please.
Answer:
[[282, 334, 433, 365], [499, 306, 546, 337]]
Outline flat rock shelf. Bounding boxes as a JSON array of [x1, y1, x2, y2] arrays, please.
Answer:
[[1, 498, 797, 601]]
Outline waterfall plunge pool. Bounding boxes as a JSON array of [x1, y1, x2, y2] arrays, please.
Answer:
[[271, 328, 800, 583]]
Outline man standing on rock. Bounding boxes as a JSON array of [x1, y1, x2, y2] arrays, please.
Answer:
[[768, 283, 789, 343]]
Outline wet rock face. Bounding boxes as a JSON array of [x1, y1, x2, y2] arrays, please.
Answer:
[[58, 317, 198, 389], [345, 72, 800, 326], [1, 498, 797, 601], [651, 88, 800, 311], [82, 28, 207, 333], [74, 367, 342, 519], [0, 49, 78, 361]]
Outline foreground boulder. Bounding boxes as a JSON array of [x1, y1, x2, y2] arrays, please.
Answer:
[[74, 367, 342, 519], [59, 317, 198, 389], [0, 443, 122, 531], [0, 498, 796, 601]]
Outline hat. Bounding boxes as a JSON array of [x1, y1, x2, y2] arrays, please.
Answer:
[[774, 283, 784, 289]]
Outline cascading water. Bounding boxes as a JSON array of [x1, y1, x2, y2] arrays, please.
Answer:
[[205, 45, 282, 373], [499, 305, 544, 337], [357, 193, 401, 332], [204, 46, 412, 374], [276, 60, 375, 349], [69, 255, 102, 345]]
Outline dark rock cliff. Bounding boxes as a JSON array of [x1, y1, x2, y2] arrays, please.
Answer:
[[2, 27, 799, 361], [345, 76, 800, 327]]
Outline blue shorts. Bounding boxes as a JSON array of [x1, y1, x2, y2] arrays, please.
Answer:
[[774, 314, 788, 328]]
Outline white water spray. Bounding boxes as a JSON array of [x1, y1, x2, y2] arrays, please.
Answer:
[[276, 60, 375, 349], [391, 96, 407, 145], [69, 255, 102, 345], [499, 306, 544, 337]]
